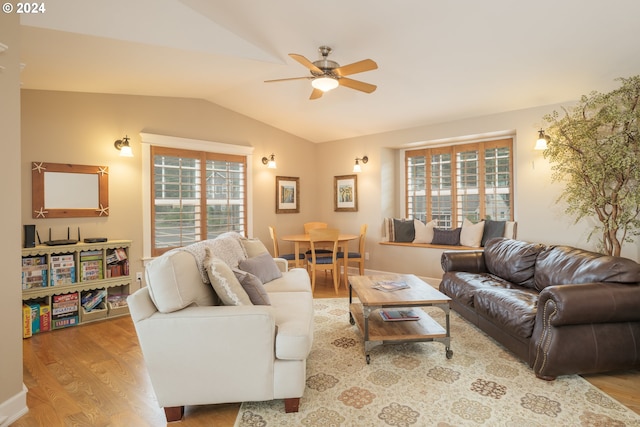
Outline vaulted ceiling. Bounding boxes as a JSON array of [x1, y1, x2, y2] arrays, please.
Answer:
[[19, 0, 640, 143]]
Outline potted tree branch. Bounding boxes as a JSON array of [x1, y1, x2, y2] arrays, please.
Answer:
[[542, 75, 640, 256]]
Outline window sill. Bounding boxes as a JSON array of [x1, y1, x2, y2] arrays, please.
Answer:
[[379, 241, 483, 251]]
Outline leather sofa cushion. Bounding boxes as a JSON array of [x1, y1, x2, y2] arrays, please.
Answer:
[[440, 271, 519, 308], [534, 245, 640, 291], [473, 288, 539, 339], [484, 238, 545, 289]]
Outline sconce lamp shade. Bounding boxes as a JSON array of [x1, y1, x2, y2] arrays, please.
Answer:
[[262, 154, 277, 169], [535, 129, 548, 150], [353, 155, 368, 173], [311, 76, 339, 92], [114, 135, 133, 157]]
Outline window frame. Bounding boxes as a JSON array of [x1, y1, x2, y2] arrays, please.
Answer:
[[141, 133, 254, 260], [404, 138, 514, 227]]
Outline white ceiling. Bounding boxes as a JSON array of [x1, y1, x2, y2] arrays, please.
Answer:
[[19, 0, 640, 143]]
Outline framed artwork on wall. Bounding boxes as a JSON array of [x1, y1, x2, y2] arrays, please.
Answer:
[[275, 176, 300, 213], [334, 174, 358, 212]]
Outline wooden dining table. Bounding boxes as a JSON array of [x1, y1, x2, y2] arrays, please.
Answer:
[[281, 233, 359, 290]]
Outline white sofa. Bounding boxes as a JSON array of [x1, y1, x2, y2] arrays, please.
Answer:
[[127, 232, 314, 422]]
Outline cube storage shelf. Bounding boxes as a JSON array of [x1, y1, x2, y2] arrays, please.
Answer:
[[21, 239, 132, 337]]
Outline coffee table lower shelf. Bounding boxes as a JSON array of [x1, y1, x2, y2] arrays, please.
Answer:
[[349, 303, 453, 364]]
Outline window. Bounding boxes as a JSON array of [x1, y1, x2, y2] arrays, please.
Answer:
[[405, 138, 513, 228], [151, 146, 247, 256]]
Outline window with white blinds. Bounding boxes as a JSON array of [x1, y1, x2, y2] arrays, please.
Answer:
[[405, 138, 513, 228], [151, 146, 246, 256]]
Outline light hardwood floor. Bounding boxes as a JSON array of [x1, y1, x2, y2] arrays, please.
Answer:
[[13, 274, 640, 426]]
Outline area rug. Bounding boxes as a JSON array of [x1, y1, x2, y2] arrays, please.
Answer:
[[235, 298, 640, 427]]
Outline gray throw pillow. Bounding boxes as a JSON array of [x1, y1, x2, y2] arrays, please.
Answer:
[[393, 219, 415, 242], [431, 228, 461, 245], [232, 269, 271, 305], [481, 220, 506, 246], [238, 252, 283, 284]]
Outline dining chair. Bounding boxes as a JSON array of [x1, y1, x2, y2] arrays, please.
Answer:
[[303, 222, 332, 257], [268, 226, 305, 268], [307, 228, 340, 294], [337, 224, 368, 286]]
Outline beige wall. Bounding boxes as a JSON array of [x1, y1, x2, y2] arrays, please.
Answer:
[[0, 12, 27, 422], [20, 89, 640, 282], [20, 90, 319, 290]]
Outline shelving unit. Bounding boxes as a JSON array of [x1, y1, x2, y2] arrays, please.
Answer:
[[21, 240, 132, 337]]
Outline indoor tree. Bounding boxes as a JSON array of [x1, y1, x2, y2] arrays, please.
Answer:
[[542, 75, 640, 256]]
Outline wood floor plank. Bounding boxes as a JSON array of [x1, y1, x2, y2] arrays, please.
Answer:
[[12, 273, 640, 427]]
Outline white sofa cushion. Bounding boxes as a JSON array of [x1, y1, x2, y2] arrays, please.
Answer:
[[269, 291, 314, 360], [241, 237, 270, 258], [263, 268, 311, 293], [145, 250, 217, 313], [204, 248, 252, 306]]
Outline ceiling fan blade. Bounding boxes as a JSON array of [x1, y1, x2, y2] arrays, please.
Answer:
[[289, 53, 323, 73], [309, 88, 323, 100], [334, 59, 378, 76], [264, 76, 311, 83], [339, 77, 377, 93]]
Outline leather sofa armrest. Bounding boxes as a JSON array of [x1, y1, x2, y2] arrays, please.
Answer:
[[538, 282, 640, 326], [441, 250, 486, 273]]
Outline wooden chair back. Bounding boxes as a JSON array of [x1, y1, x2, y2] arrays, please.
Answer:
[[304, 222, 328, 234]]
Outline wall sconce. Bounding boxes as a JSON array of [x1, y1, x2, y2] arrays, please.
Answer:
[[353, 155, 368, 173], [114, 135, 133, 157], [261, 153, 277, 169], [534, 129, 548, 150]]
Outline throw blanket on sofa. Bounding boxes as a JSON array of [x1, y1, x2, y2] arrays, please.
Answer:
[[176, 232, 247, 283]]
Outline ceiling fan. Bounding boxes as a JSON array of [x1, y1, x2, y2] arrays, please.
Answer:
[[265, 46, 378, 100]]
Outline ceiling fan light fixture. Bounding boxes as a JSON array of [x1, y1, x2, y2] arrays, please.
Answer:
[[311, 76, 339, 92]]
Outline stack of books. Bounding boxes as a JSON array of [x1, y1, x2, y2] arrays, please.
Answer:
[[106, 248, 129, 277], [50, 254, 76, 286], [379, 309, 420, 321], [80, 250, 104, 281], [52, 292, 79, 329], [22, 256, 48, 289], [81, 289, 108, 312]]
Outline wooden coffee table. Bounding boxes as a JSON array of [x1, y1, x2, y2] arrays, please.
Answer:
[[348, 274, 453, 364]]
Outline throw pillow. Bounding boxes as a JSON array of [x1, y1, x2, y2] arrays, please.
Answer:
[[431, 228, 462, 246], [241, 238, 270, 258], [460, 219, 485, 247], [413, 219, 436, 244], [481, 220, 507, 246], [204, 248, 252, 306], [238, 252, 283, 284], [393, 218, 415, 242], [233, 269, 271, 305]]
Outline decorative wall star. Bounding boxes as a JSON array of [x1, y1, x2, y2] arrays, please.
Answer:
[[96, 204, 109, 216], [34, 207, 48, 218], [98, 166, 108, 176], [32, 162, 46, 173]]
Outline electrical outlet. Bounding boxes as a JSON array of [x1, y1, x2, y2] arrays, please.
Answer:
[[365, 252, 370, 260], [136, 272, 143, 282]]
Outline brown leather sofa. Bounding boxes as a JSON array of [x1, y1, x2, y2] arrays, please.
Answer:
[[440, 238, 640, 380]]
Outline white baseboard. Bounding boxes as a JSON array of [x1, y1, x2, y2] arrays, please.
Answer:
[[0, 384, 28, 427]]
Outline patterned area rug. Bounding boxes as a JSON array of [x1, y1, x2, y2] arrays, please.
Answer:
[[235, 298, 640, 426]]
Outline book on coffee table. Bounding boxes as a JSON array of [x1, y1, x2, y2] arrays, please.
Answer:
[[372, 280, 409, 292], [380, 309, 420, 321]]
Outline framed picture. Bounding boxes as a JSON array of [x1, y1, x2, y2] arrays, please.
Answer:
[[334, 174, 358, 212], [275, 176, 300, 214]]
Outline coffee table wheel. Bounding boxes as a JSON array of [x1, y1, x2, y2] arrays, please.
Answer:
[[366, 354, 371, 364], [349, 313, 355, 325], [446, 348, 453, 359]]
